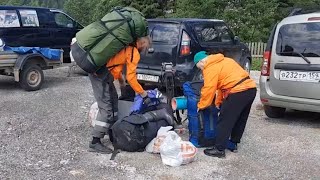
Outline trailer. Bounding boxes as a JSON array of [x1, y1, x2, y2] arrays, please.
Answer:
[[0, 49, 63, 91]]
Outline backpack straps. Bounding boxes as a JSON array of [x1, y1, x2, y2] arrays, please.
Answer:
[[231, 76, 250, 89], [110, 148, 120, 160], [221, 76, 250, 100], [113, 8, 137, 41]]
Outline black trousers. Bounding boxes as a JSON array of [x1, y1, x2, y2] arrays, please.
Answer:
[[215, 88, 257, 150]]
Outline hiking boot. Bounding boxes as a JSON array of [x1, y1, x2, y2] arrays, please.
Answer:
[[204, 146, 226, 158], [89, 142, 113, 154]]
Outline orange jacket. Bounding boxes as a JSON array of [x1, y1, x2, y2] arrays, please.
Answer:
[[198, 54, 256, 110], [106, 46, 144, 94]]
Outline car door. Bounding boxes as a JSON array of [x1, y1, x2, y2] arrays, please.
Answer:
[[192, 21, 242, 62], [214, 22, 242, 62], [0, 9, 23, 47], [269, 20, 320, 100], [139, 21, 181, 67], [50, 10, 78, 58], [16, 9, 52, 47]]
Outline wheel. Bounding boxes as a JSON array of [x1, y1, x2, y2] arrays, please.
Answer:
[[242, 58, 251, 72], [19, 63, 44, 91], [264, 105, 286, 118]]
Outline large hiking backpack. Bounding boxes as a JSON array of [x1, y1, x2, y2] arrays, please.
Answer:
[[76, 6, 148, 70], [110, 103, 174, 152]]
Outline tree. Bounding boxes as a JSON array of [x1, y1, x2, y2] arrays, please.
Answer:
[[122, 0, 166, 18], [2, 0, 320, 42], [63, 0, 98, 25]]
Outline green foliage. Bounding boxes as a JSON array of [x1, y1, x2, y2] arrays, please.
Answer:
[[1, 0, 320, 42], [252, 58, 263, 71]]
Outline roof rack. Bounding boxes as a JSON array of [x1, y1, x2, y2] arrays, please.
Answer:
[[287, 8, 320, 17]]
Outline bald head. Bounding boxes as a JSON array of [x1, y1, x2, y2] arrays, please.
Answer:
[[136, 36, 151, 52]]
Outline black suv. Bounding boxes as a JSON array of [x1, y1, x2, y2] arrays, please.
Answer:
[[0, 6, 83, 62], [137, 18, 251, 96]]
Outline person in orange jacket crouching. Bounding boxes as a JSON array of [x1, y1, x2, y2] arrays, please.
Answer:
[[194, 51, 257, 158], [87, 36, 151, 154]]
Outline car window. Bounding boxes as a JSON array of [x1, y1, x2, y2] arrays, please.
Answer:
[[54, 12, 74, 28], [276, 22, 320, 57], [19, 9, 39, 27], [0, 10, 20, 27], [215, 23, 232, 43], [149, 23, 180, 45], [194, 24, 220, 43]]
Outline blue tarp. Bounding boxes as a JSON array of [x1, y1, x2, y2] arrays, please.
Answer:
[[3, 46, 62, 61]]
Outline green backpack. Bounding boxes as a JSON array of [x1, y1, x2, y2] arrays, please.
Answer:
[[76, 7, 148, 69]]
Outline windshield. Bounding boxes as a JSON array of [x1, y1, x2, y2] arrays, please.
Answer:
[[148, 22, 180, 45], [276, 22, 320, 57]]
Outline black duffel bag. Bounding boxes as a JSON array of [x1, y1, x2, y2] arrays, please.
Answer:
[[110, 103, 174, 153]]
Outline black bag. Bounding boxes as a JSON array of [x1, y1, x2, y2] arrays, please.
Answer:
[[110, 103, 174, 152]]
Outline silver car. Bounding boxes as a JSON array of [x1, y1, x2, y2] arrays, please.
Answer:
[[260, 12, 320, 118]]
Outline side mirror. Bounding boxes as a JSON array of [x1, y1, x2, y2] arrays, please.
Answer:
[[234, 36, 240, 44], [0, 38, 4, 51], [67, 23, 74, 28], [0, 38, 4, 47]]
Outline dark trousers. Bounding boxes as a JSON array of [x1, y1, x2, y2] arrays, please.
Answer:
[[89, 71, 118, 138], [215, 88, 257, 150]]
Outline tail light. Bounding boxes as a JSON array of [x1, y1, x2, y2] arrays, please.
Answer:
[[261, 51, 271, 76], [180, 31, 191, 56]]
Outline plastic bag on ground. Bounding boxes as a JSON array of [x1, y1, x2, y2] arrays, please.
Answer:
[[160, 131, 197, 167], [146, 126, 173, 153]]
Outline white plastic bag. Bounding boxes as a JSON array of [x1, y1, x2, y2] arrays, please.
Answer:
[[88, 102, 98, 127], [160, 131, 197, 167], [159, 131, 183, 166], [146, 126, 173, 153]]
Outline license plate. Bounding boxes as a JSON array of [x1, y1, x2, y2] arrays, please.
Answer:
[[137, 74, 159, 82], [279, 71, 320, 82]]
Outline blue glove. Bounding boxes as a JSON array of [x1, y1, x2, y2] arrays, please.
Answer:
[[130, 89, 163, 114], [130, 95, 144, 114]]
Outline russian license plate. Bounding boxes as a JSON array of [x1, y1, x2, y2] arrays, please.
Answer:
[[137, 74, 159, 82], [279, 70, 320, 82]]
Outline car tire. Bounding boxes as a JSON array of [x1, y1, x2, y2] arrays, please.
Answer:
[[19, 63, 44, 91], [242, 58, 251, 72], [264, 105, 286, 118]]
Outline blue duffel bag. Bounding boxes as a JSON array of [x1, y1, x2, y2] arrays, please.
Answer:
[[183, 81, 236, 150]]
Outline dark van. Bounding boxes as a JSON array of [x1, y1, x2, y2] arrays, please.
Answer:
[[0, 6, 83, 63]]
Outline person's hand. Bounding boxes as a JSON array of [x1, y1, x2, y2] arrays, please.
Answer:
[[140, 91, 148, 98], [139, 91, 151, 105]]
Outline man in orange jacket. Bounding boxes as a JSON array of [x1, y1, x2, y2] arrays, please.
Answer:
[[194, 51, 256, 158], [86, 36, 151, 153]]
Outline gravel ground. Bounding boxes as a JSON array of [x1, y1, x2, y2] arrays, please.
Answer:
[[0, 68, 320, 180]]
